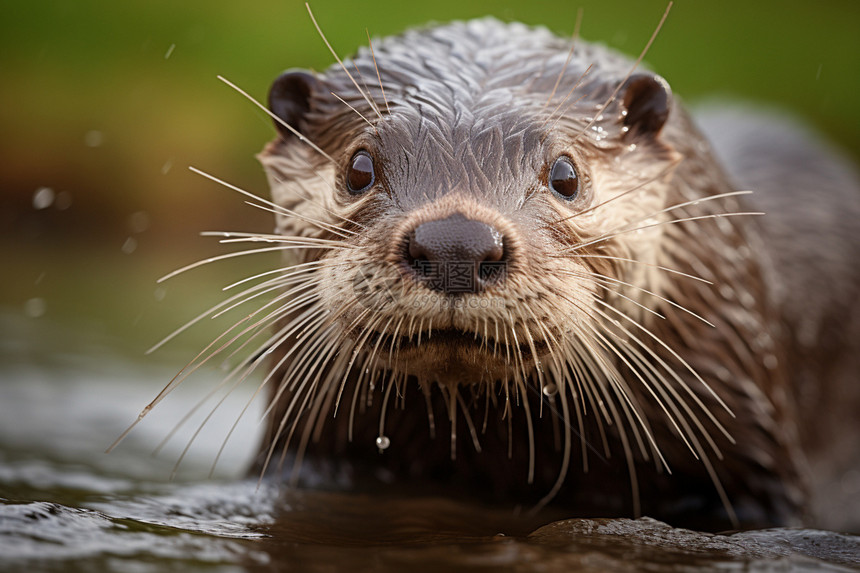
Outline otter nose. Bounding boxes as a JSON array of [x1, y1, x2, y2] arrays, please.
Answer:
[[405, 213, 507, 293]]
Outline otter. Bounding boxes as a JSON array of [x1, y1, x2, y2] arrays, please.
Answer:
[[142, 15, 860, 532]]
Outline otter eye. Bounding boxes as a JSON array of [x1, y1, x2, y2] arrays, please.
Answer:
[[549, 156, 579, 200], [346, 150, 375, 193]]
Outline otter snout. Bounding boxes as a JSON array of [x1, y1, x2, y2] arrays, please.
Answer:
[[403, 213, 508, 293]]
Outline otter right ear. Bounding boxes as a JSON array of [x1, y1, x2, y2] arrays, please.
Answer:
[[268, 69, 325, 140], [620, 73, 673, 139]]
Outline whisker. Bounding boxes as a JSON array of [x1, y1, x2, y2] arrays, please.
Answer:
[[572, 267, 715, 328], [544, 66, 593, 129], [280, 339, 344, 481], [146, 268, 300, 354], [217, 76, 335, 163], [378, 376, 396, 450], [542, 7, 584, 110], [456, 391, 480, 453], [366, 30, 391, 115], [560, 268, 667, 321], [268, 165, 367, 232], [594, 298, 734, 443], [257, 330, 341, 483], [566, 211, 764, 255], [305, 3, 384, 121], [545, 160, 681, 228], [221, 260, 326, 291], [570, 254, 711, 285], [157, 245, 288, 284], [554, 186, 751, 245], [206, 231, 351, 247], [210, 308, 330, 476], [331, 91, 378, 134], [571, 1, 673, 145], [190, 166, 354, 238], [531, 374, 571, 512]]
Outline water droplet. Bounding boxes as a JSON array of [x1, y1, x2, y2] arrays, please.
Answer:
[[24, 297, 46, 318], [542, 383, 558, 397], [590, 125, 607, 141], [32, 187, 54, 210], [129, 211, 150, 233], [154, 286, 167, 301], [84, 130, 104, 148], [121, 237, 138, 254], [375, 436, 390, 450]]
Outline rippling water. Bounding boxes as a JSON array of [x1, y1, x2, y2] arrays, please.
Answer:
[[1, 311, 858, 572]]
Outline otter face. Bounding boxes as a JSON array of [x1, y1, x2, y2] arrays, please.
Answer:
[[259, 21, 677, 391]]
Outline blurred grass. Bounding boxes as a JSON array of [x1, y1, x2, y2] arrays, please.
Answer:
[[0, 0, 858, 353]]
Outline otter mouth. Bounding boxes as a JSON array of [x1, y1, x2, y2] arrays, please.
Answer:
[[361, 327, 548, 360]]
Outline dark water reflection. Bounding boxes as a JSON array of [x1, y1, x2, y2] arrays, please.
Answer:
[[1, 312, 858, 572], [249, 490, 860, 572]]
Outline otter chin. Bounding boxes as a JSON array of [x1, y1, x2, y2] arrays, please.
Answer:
[[141, 14, 860, 533], [370, 328, 538, 381]]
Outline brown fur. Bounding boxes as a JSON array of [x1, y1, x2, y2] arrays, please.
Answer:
[[248, 19, 860, 531]]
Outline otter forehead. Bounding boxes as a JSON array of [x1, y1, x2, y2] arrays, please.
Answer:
[[367, 18, 631, 96], [344, 19, 634, 121], [313, 19, 642, 206], [371, 19, 566, 93], [367, 100, 547, 206]]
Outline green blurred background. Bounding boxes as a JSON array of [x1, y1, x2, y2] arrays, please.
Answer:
[[1, 0, 858, 358]]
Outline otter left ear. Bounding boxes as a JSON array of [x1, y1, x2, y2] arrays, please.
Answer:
[[268, 69, 326, 141], [621, 73, 672, 138]]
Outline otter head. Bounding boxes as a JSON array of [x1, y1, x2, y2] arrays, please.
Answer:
[[258, 22, 680, 398]]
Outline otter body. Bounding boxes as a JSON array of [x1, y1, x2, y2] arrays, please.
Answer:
[[252, 19, 860, 531]]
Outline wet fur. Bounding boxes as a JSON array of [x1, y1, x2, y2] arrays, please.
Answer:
[[147, 18, 859, 532]]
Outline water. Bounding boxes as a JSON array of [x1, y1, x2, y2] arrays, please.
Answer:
[[1, 311, 858, 572]]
